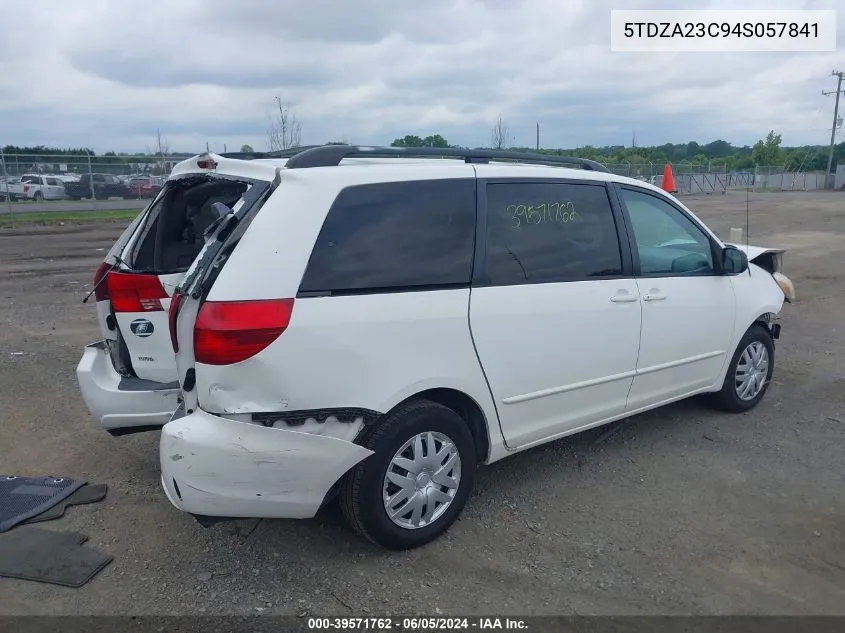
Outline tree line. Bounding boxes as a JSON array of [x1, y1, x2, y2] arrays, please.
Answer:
[[390, 129, 845, 172], [4, 127, 842, 173]]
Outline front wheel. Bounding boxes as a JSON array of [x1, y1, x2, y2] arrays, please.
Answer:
[[708, 324, 775, 413], [340, 399, 476, 550]]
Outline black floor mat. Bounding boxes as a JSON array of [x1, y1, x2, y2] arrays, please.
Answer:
[[0, 526, 113, 587], [0, 475, 85, 533], [23, 483, 108, 524]]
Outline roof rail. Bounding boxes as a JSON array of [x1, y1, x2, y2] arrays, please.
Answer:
[[219, 145, 323, 160], [282, 145, 610, 172]]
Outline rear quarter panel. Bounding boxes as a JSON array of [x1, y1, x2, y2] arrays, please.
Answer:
[[192, 165, 505, 459]]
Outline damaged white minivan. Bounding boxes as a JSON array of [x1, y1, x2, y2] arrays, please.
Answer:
[[77, 145, 795, 549]]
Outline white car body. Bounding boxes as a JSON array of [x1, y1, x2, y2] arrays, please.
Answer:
[[76, 147, 793, 547]]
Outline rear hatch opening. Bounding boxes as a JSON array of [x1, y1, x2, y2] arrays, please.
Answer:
[[95, 176, 251, 383]]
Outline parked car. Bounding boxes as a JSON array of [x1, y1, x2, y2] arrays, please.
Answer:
[[66, 173, 134, 200], [1, 176, 20, 201], [126, 175, 163, 199], [76, 146, 795, 550], [4, 174, 66, 201]]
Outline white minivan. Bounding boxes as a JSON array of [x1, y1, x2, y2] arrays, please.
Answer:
[[77, 146, 794, 549]]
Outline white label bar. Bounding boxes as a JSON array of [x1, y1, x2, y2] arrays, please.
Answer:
[[611, 10, 837, 52]]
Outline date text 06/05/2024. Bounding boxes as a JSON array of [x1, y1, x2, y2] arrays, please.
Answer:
[[307, 617, 529, 631]]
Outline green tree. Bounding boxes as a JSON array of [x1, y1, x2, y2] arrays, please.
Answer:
[[391, 135, 425, 147], [240, 144, 254, 152], [422, 134, 449, 148], [752, 130, 783, 166], [391, 134, 450, 148]]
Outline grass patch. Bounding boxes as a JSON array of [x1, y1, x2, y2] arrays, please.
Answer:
[[0, 209, 140, 226]]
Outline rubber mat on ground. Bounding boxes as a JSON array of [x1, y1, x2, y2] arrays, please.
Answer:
[[0, 475, 85, 533], [0, 527, 113, 587], [23, 483, 108, 524]]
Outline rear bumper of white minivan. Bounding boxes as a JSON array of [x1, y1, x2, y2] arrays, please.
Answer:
[[159, 409, 374, 519], [76, 341, 181, 432]]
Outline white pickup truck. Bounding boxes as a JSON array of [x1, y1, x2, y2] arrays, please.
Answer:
[[5, 174, 66, 201]]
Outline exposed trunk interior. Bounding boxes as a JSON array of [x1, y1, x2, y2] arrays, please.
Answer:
[[112, 176, 250, 379], [128, 177, 249, 274]]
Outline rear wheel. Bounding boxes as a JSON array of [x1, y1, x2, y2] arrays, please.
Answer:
[[340, 399, 476, 550], [708, 324, 774, 413]]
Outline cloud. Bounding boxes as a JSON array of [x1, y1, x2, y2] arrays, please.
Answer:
[[0, 0, 842, 152]]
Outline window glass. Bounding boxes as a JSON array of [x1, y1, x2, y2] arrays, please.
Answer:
[[620, 188, 714, 275], [300, 179, 476, 294], [483, 181, 622, 285]]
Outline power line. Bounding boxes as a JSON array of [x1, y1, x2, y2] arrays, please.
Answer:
[[822, 69, 844, 179]]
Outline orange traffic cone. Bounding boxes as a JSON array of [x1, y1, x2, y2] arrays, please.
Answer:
[[661, 163, 677, 193]]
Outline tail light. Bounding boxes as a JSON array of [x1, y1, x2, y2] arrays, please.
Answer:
[[92, 261, 112, 302], [194, 299, 294, 365], [168, 291, 185, 352], [107, 272, 168, 312]]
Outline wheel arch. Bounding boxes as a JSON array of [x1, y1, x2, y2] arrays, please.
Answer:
[[714, 311, 778, 390], [378, 388, 492, 464]]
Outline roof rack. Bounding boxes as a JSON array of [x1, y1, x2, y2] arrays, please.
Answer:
[[281, 145, 610, 172], [218, 145, 323, 160]]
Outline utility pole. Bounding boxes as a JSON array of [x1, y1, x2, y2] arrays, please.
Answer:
[[536, 123, 540, 151], [823, 70, 844, 184]]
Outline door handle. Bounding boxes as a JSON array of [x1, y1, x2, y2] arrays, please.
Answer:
[[643, 293, 667, 302], [610, 293, 639, 303]]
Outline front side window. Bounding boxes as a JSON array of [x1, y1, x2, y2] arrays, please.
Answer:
[[299, 179, 476, 294], [619, 188, 715, 276], [483, 181, 623, 285]]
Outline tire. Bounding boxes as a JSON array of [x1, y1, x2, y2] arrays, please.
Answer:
[[340, 399, 476, 550], [707, 324, 774, 413]]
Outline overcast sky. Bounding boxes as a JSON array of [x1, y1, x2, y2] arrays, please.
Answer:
[[1, 0, 842, 153]]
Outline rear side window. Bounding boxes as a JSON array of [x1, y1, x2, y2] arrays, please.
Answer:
[[299, 179, 476, 295], [483, 181, 622, 285]]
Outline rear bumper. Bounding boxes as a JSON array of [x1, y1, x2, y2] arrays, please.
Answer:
[[159, 409, 374, 519], [76, 341, 180, 430]]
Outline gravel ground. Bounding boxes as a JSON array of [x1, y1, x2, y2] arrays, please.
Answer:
[[0, 190, 843, 616]]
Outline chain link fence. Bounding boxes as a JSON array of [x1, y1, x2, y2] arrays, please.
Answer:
[[601, 161, 751, 195], [0, 151, 182, 179], [752, 165, 828, 191], [0, 150, 834, 206]]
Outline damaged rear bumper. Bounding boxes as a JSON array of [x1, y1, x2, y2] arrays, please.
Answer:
[[76, 341, 180, 431], [159, 409, 374, 519]]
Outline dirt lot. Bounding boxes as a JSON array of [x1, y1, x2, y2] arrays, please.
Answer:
[[1, 190, 844, 616]]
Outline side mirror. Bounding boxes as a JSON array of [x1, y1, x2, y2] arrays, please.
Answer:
[[723, 245, 748, 275]]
